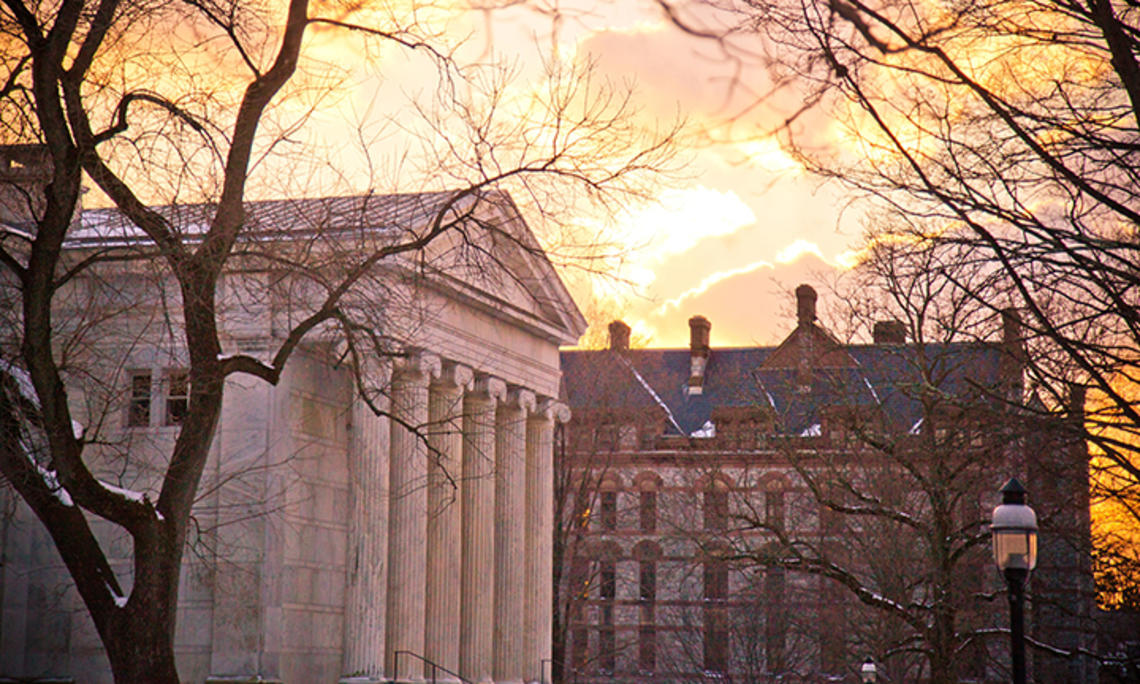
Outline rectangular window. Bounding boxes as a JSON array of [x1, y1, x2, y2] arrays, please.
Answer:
[[820, 581, 846, 674], [639, 562, 656, 603], [705, 490, 728, 531], [704, 561, 728, 602], [600, 563, 616, 601], [765, 567, 786, 672], [766, 489, 785, 533], [639, 625, 656, 673], [599, 562, 616, 676], [640, 490, 657, 533], [600, 491, 617, 531], [127, 372, 151, 427], [599, 625, 615, 674], [704, 607, 728, 673], [571, 627, 589, 669], [165, 369, 189, 425]]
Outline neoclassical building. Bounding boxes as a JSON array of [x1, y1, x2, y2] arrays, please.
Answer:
[[0, 146, 584, 683]]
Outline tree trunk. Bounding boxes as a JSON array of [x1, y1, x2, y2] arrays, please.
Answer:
[[104, 619, 180, 684], [98, 526, 185, 683]]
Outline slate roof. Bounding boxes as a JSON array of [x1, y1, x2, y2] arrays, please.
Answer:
[[560, 327, 1008, 438], [66, 191, 468, 247], [4, 186, 586, 342]]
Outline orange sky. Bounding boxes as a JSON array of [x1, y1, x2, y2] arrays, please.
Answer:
[[78, 0, 859, 348], [291, 1, 863, 348], [511, 2, 863, 347]]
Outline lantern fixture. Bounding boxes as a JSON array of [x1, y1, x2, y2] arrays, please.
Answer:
[[859, 656, 877, 683], [990, 477, 1037, 684], [991, 478, 1038, 574]]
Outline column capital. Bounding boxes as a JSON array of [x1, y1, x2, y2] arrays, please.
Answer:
[[433, 362, 474, 391], [533, 398, 571, 424], [394, 350, 442, 384], [504, 386, 536, 413], [468, 374, 508, 403]]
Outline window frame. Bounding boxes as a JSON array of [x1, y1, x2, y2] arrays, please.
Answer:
[[164, 368, 190, 426], [127, 370, 153, 427]]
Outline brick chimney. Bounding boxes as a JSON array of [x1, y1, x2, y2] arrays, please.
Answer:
[[608, 320, 631, 351], [1068, 383, 1086, 422], [688, 315, 711, 395], [796, 284, 817, 326], [1000, 307, 1027, 400], [873, 320, 906, 344]]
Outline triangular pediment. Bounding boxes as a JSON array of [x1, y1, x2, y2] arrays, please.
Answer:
[[413, 190, 586, 345], [760, 323, 857, 370]]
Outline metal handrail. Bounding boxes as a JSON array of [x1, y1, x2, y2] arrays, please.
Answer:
[[393, 650, 475, 684]]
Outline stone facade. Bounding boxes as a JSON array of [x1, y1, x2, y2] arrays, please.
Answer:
[[0, 165, 584, 684]]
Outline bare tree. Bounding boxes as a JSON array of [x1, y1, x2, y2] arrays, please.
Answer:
[[0, 2, 678, 681], [645, 1, 1140, 672], [654, 0, 1140, 524], [699, 253, 1099, 682]]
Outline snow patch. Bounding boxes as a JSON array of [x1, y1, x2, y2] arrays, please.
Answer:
[[801, 423, 822, 437], [865, 591, 907, 612], [909, 417, 924, 435], [98, 480, 145, 502], [690, 420, 716, 439], [1, 359, 37, 405], [862, 377, 881, 404], [35, 464, 73, 507], [619, 357, 685, 436]]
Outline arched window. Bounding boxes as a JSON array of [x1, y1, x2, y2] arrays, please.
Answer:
[[634, 472, 662, 534], [600, 491, 617, 531], [597, 475, 622, 531], [762, 473, 790, 534], [703, 475, 732, 531]]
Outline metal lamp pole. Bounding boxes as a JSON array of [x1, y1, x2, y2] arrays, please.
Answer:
[[990, 478, 1038, 684]]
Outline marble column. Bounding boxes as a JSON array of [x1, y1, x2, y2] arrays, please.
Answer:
[[385, 353, 440, 682], [343, 380, 391, 681], [493, 387, 535, 684], [523, 400, 570, 684], [460, 375, 506, 684], [424, 363, 472, 682]]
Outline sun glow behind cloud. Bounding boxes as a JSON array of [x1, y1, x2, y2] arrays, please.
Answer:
[[628, 186, 756, 259], [776, 239, 823, 263]]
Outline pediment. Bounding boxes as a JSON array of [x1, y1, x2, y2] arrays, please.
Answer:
[[760, 323, 857, 370]]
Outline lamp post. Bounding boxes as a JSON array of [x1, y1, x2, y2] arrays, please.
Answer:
[[859, 657, 877, 683], [991, 478, 1038, 684]]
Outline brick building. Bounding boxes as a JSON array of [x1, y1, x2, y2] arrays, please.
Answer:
[[557, 285, 1095, 682]]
